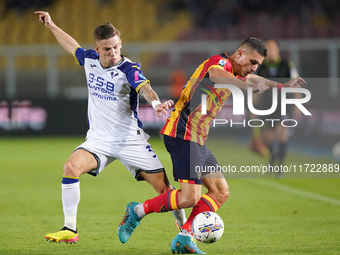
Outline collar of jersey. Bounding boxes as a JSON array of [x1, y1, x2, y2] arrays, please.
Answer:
[[100, 55, 125, 70]]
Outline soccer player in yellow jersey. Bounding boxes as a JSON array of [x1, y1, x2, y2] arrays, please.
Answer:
[[118, 38, 306, 253]]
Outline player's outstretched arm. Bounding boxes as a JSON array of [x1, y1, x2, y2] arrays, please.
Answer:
[[209, 67, 268, 94], [248, 74, 306, 89], [209, 67, 248, 90], [34, 11, 80, 55], [139, 83, 173, 117], [283, 77, 306, 88]]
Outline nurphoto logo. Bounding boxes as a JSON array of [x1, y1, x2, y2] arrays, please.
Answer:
[[200, 84, 311, 128]]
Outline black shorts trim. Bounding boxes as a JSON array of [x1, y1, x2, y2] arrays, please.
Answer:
[[135, 168, 165, 181], [74, 147, 100, 177]]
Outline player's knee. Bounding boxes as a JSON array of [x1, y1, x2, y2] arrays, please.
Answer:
[[209, 186, 229, 205], [63, 160, 82, 177]]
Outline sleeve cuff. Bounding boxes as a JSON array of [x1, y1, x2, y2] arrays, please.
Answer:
[[135, 80, 150, 93], [73, 47, 81, 65]]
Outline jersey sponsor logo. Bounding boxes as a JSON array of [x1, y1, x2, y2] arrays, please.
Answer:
[[88, 73, 115, 96], [88, 83, 114, 95], [218, 59, 226, 67], [90, 91, 116, 101], [90, 64, 97, 68]]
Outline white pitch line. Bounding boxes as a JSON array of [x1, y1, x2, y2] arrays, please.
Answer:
[[244, 178, 340, 206]]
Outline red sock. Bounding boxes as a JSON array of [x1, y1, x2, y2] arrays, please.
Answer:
[[181, 194, 220, 233], [143, 189, 179, 215]]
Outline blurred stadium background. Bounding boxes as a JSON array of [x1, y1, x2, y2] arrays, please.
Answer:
[[0, 0, 340, 154]]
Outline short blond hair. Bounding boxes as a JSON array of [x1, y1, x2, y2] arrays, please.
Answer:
[[94, 23, 120, 41]]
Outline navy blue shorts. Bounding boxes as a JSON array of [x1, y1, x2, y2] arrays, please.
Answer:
[[163, 135, 218, 185]]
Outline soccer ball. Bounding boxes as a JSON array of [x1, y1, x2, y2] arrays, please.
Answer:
[[192, 211, 224, 244]]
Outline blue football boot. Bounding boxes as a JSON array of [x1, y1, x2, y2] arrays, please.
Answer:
[[117, 202, 141, 243], [171, 233, 206, 254]]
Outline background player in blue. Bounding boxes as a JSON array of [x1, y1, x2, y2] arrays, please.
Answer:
[[34, 11, 186, 244]]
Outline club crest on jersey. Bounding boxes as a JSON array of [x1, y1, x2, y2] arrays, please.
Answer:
[[111, 71, 119, 78], [218, 59, 226, 67], [199, 82, 223, 107]]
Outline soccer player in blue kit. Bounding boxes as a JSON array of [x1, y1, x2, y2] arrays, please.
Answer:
[[34, 11, 186, 244]]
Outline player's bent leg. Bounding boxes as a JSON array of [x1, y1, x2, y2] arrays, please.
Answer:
[[117, 187, 189, 244], [46, 149, 98, 244], [139, 170, 172, 195], [202, 172, 229, 206], [170, 183, 205, 253], [177, 182, 202, 209], [172, 182, 202, 231], [64, 148, 99, 177], [140, 170, 187, 229], [179, 175, 227, 236], [117, 183, 201, 244]]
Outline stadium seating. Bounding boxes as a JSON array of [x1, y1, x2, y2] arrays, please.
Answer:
[[0, 0, 191, 69]]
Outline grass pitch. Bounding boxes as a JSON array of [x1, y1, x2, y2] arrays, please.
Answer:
[[0, 136, 339, 254]]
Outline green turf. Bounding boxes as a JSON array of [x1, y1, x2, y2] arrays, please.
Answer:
[[0, 136, 339, 254]]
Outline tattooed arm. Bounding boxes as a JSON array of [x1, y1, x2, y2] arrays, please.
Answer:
[[139, 83, 160, 104], [139, 83, 173, 117]]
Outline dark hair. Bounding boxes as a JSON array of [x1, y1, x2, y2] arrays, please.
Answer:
[[239, 37, 267, 57], [94, 23, 120, 41]]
